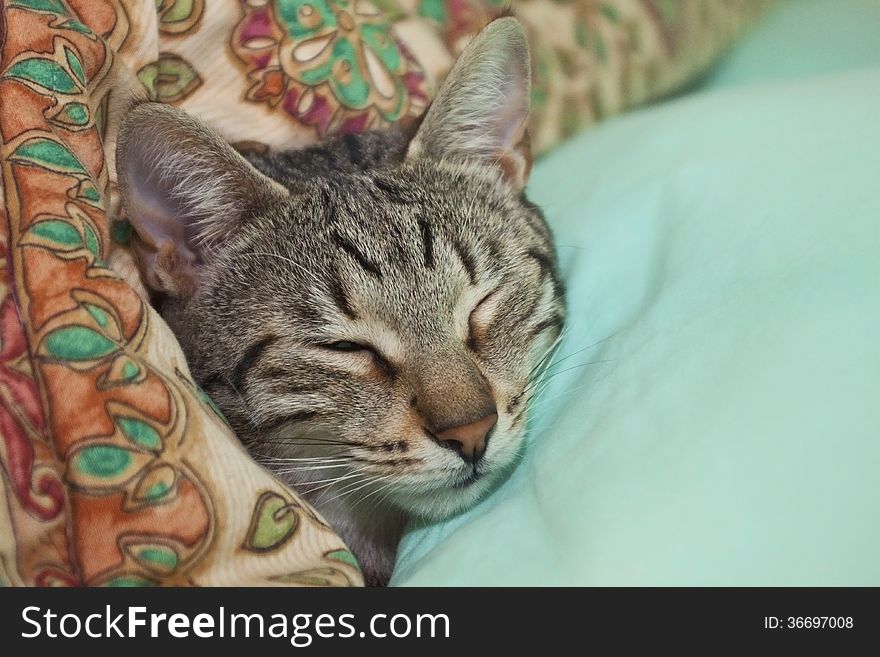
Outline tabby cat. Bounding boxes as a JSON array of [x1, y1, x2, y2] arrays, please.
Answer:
[[116, 18, 565, 586]]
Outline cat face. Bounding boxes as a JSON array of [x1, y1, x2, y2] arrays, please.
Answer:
[[184, 161, 563, 519], [116, 18, 565, 520]]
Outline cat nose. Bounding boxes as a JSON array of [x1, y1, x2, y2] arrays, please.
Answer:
[[432, 412, 497, 464]]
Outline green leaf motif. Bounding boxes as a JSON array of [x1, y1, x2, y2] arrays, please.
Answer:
[[83, 223, 101, 256], [5, 58, 78, 93], [116, 416, 162, 451], [58, 19, 92, 35], [243, 492, 299, 552], [371, 0, 405, 21], [54, 102, 90, 127], [144, 482, 169, 498], [10, 138, 86, 175], [300, 37, 370, 108], [85, 303, 109, 328], [77, 180, 101, 205], [600, 2, 620, 22], [417, 0, 445, 22], [134, 546, 179, 573], [575, 23, 589, 48], [196, 385, 228, 425], [72, 445, 132, 478], [64, 46, 86, 85], [44, 325, 117, 360], [95, 93, 110, 140], [10, 0, 68, 15], [325, 549, 360, 571], [657, 0, 680, 22], [594, 35, 607, 64], [277, 0, 336, 40], [132, 464, 178, 504], [30, 219, 81, 248], [361, 24, 401, 72], [157, 0, 204, 34], [137, 54, 202, 103], [122, 360, 140, 380], [162, 0, 196, 23], [103, 576, 155, 587]]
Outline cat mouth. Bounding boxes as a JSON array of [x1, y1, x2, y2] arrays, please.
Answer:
[[452, 469, 483, 489]]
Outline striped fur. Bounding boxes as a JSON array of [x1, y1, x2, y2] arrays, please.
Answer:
[[117, 18, 566, 586]]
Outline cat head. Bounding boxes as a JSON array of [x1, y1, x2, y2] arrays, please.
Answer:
[[116, 18, 565, 520]]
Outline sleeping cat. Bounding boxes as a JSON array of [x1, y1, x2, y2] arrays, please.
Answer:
[[116, 18, 565, 586]]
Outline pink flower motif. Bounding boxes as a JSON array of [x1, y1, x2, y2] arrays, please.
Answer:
[[0, 290, 64, 521]]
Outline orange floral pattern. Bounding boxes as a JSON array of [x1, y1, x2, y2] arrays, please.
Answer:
[[0, 0, 361, 588]]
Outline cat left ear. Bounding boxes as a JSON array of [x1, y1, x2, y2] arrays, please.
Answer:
[[116, 103, 287, 297], [406, 17, 532, 189]]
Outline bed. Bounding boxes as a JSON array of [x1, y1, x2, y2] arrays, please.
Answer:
[[392, 0, 880, 585]]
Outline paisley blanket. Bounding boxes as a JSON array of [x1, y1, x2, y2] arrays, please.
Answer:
[[0, 0, 767, 587]]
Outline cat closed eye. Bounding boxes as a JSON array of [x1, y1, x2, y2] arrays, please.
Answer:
[[324, 341, 371, 352], [468, 290, 500, 349]]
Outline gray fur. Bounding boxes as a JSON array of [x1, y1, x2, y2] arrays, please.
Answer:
[[116, 18, 565, 586]]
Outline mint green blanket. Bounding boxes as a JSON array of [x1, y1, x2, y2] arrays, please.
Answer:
[[392, 0, 880, 585]]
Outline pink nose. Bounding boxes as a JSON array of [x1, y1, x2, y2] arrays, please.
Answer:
[[434, 413, 497, 464]]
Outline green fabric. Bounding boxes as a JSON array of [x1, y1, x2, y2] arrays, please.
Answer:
[[704, 0, 880, 89], [392, 4, 880, 585]]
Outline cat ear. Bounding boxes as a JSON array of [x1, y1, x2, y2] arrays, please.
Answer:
[[406, 17, 532, 188], [116, 103, 287, 297]]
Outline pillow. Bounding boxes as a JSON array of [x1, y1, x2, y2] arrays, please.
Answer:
[[131, 0, 769, 154], [703, 0, 880, 90], [392, 65, 880, 585]]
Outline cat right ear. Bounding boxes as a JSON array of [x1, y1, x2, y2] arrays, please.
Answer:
[[406, 17, 532, 189], [116, 103, 287, 297]]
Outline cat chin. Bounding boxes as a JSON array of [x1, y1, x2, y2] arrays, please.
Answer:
[[389, 476, 495, 522]]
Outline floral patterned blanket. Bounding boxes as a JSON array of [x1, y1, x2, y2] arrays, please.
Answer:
[[0, 0, 767, 587]]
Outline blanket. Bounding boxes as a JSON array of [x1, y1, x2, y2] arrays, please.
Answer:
[[0, 0, 766, 587]]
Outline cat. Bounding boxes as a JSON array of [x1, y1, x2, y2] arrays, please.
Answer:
[[116, 18, 566, 586]]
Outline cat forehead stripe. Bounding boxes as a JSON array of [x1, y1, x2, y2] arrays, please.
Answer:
[[331, 230, 383, 279], [529, 314, 565, 341], [326, 265, 359, 320], [417, 215, 435, 269], [232, 335, 276, 392], [525, 248, 564, 298], [257, 409, 318, 433], [451, 237, 478, 285]]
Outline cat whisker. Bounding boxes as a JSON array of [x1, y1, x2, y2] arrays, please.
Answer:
[[514, 360, 594, 419], [527, 350, 620, 395], [254, 454, 353, 463], [299, 470, 366, 496], [530, 358, 618, 391], [218, 375, 261, 431], [316, 472, 394, 508], [264, 427, 367, 446], [537, 328, 621, 375], [527, 327, 567, 381], [258, 457, 353, 468], [244, 249, 318, 281], [525, 383, 591, 420], [353, 478, 401, 510], [258, 437, 367, 448], [333, 478, 386, 505], [271, 464, 351, 476]]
